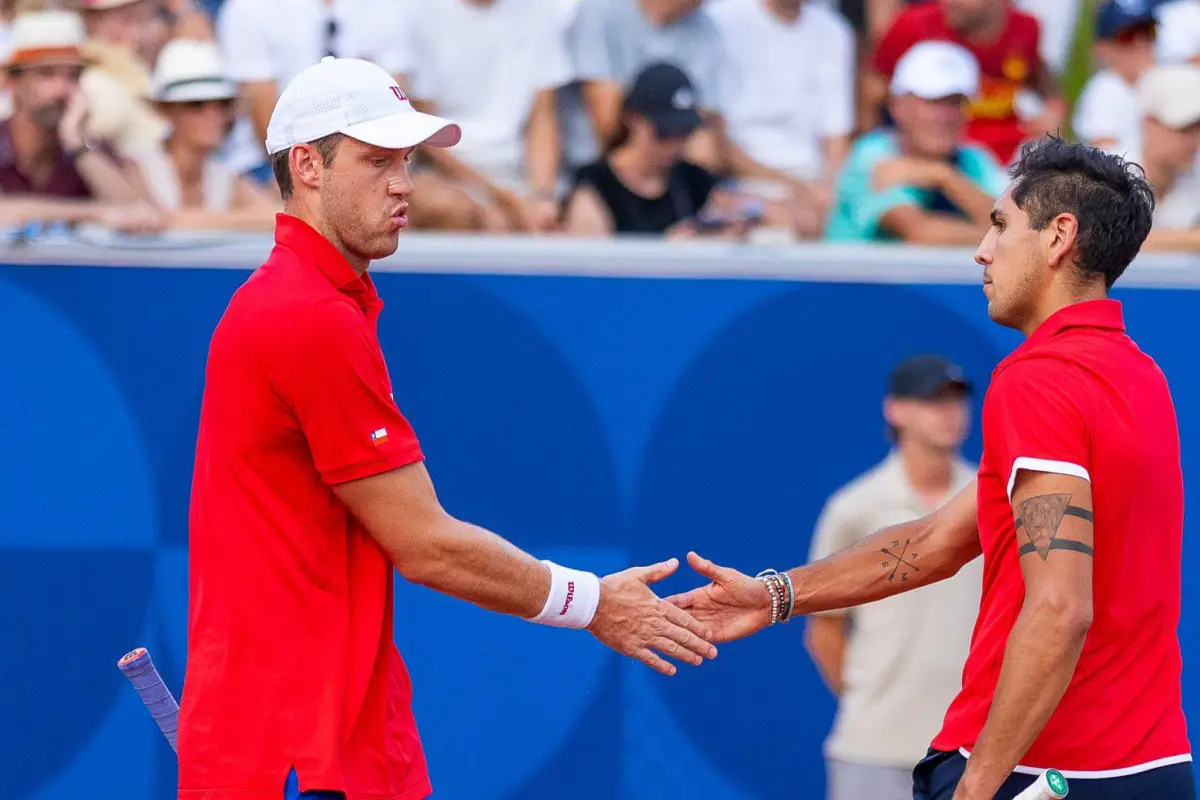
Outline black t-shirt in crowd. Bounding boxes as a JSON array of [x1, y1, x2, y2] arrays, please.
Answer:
[[572, 158, 718, 235]]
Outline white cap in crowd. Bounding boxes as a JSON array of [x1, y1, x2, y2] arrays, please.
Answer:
[[265, 56, 461, 155], [1138, 64, 1200, 129], [152, 39, 237, 103], [890, 41, 980, 101]]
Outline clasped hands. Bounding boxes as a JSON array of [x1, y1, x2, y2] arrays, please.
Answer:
[[587, 552, 776, 675]]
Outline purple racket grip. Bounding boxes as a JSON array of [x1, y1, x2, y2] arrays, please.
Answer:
[[118, 647, 179, 753]]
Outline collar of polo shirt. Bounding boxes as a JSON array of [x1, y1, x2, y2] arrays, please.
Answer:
[[274, 214, 378, 309]]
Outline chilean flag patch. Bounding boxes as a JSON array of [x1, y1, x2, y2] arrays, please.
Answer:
[[370, 428, 389, 447]]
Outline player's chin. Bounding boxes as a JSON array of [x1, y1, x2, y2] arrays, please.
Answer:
[[363, 232, 402, 261]]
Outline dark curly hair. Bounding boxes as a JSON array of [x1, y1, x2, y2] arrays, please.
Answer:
[[1008, 137, 1155, 290]]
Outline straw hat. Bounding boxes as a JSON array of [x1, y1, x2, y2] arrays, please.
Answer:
[[5, 9, 86, 70], [151, 39, 236, 103]]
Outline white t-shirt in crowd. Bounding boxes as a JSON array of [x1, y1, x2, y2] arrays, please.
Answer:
[[707, 0, 854, 179], [403, 0, 572, 188], [1014, 0, 1081, 75], [1073, 69, 1142, 160], [808, 452, 981, 769], [216, 0, 414, 173], [1157, 0, 1200, 65]]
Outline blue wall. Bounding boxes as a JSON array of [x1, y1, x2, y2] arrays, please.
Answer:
[[1, 264, 1197, 799]]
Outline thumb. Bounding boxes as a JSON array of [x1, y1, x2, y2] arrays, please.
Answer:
[[687, 551, 737, 584], [637, 557, 680, 585]]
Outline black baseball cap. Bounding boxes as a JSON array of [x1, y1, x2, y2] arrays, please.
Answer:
[[1096, 0, 1158, 40], [623, 62, 704, 139], [889, 354, 972, 399]]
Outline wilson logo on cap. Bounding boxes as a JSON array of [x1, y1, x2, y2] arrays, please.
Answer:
[[389, 86, 408, 102]]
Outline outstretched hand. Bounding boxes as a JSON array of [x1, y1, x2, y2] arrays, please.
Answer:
[[665, 552, 773, 643], [588, 558, 719, 676]]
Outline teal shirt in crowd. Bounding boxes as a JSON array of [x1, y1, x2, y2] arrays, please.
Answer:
[[825, 130, 1010, 243]]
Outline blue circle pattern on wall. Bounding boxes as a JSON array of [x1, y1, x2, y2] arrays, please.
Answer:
[[1, 264, 1197, 800]]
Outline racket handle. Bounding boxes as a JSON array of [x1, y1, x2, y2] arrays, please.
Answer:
[[1014, 769, 1068, 799], [118, 647, 179, 752]]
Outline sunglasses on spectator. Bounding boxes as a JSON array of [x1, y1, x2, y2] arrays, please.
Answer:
[[178, 98, 235, 111]]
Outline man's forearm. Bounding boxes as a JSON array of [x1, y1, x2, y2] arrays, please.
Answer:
[[936, 168, 995, 227], [75, 150, 141, 204], [957, 602, 1089, 798], [526, 97, 560, 196], [790, 514, 973, 615], [396, 515, 552, 619], [0, 197, 105, 226]]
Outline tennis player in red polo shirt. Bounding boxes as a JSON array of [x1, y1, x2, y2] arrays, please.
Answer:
[[180, 56, 717, 800], [670, 137, 1194, 800]]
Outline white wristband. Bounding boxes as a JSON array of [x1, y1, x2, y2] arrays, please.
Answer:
[[526, 560, 601, 629]]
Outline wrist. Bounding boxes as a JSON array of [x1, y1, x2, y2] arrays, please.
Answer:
[[526, 560, 600, 629]]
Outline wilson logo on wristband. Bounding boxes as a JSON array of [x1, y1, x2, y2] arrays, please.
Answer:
[[559, 581, 576, 615]]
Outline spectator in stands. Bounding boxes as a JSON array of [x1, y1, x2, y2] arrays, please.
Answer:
[[865, 0, 1065, 165], [562, 63, 759, 239], [827, 41, 1006, 245], [216, 0, 479, 230], [806, 353, 980, 800], [1073, 0, 1158, 158], [707, 0, 855, 239], [563, 0, 725, 174], [0, 9, 161, 231], [77, 0, 170, 158], [1130, 65, 1200, 250], [137, 38, 277, 229], [1156, 0, 1200, 66], [401, 0, 570, 233]]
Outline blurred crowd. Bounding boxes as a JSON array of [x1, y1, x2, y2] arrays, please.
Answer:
[[1, 0, 1199, 248]]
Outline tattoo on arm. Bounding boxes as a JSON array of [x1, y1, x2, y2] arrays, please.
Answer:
[[880, 539, 919, 582], [1014, 493, 1094, 561]]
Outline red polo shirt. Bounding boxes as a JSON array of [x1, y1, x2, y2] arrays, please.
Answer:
[[934, 300, 1190, 776], [180, 214, 431, 800], [872, 4, 1043, 164]]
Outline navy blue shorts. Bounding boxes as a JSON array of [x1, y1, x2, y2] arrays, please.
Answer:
[[913, 750, 1196, 800], [283, 768, 344, 800]]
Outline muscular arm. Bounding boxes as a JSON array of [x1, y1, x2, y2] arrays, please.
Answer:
[[791, 480, 981, 614], [334, 461, 551, 617], [955, 470, 1093, 799]]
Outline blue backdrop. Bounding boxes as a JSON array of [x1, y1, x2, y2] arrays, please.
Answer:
[[1, 262, 1197, 799]]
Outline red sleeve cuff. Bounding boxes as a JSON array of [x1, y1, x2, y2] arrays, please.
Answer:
[[322, 442, 425, 486]]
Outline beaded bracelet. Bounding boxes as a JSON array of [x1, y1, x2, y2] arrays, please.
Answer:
[[756, 569, 795, 624]]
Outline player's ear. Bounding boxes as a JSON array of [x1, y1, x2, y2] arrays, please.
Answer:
[[1045, 212, 1079, 270], [290, 144, 324, 192], [883, 396, 903, 430]]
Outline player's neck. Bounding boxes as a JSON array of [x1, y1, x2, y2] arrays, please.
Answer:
[[899, 444, 955, 504], [1023, 285, 1109, 336], [283, 203, 371, 275]]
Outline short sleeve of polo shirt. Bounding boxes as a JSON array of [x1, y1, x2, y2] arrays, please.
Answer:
[[270, 299, 424, 485], [986, 359, 1094, 499]]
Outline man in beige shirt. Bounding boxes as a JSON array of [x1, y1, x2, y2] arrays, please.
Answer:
[[806, 354, 982, 800]]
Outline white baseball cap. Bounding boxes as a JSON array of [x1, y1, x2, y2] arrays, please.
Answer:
[[152, 39, 236, 103], [265, 56, 461, 155], [1138, 64, 1200, 129], [890, 41, 980, 100]]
